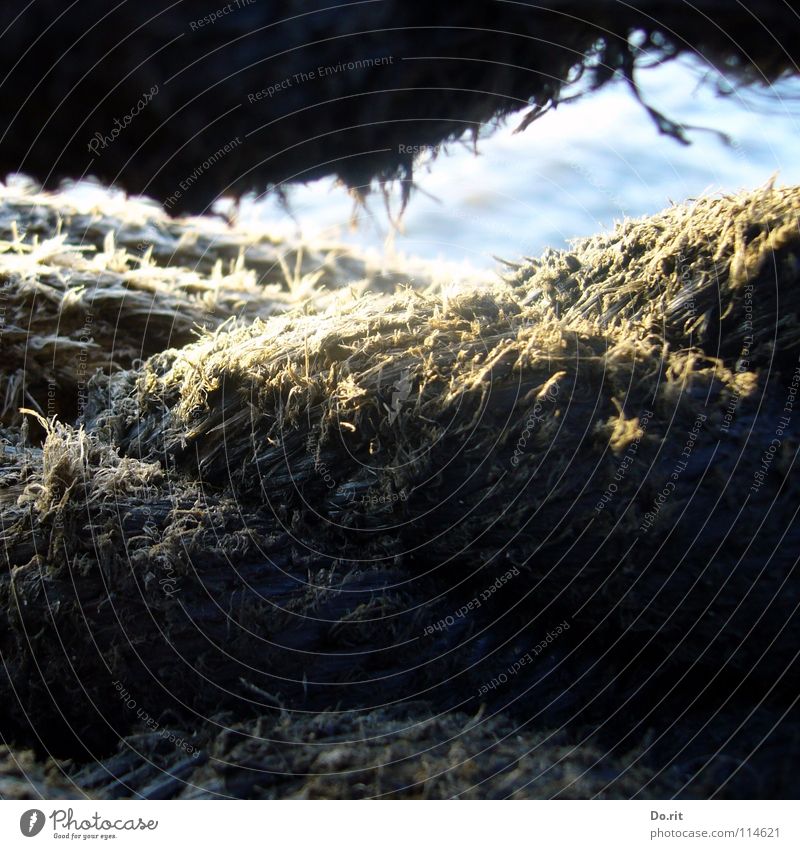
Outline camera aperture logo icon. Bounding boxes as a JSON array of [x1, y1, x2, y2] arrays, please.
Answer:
[[20, 809, 46, 837]]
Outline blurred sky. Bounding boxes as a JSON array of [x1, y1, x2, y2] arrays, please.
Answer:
[[238, 58, 800, 270]]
